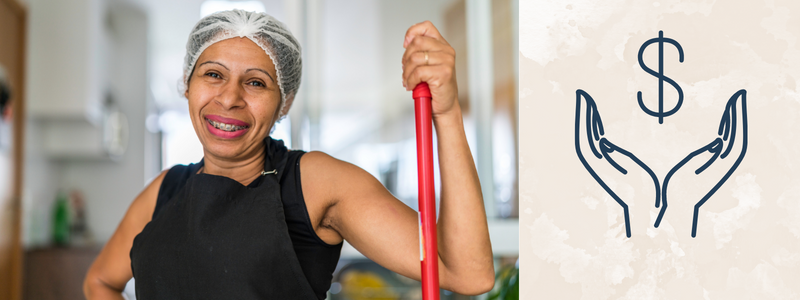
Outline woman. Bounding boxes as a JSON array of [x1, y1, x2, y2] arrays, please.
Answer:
[[84, 10, 493, 299]]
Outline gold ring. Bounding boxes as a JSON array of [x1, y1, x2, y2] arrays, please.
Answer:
[[424, 51, 429, 65]]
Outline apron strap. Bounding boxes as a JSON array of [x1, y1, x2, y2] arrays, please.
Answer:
[[264, 137, 290, 182]]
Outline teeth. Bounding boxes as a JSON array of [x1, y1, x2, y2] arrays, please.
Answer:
[[207, 118, 247, 132]]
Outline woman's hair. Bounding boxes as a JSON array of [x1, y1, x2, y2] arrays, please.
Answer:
[[183, 9, 302, 120]]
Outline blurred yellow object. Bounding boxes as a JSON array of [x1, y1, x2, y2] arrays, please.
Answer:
[[341, 270, 399, 300]]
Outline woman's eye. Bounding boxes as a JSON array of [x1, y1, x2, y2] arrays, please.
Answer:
[[248, 81, 265, 87], [205, 72, 221, 79]]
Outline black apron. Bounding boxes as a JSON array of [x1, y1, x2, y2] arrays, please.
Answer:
[[130, 139, 318, 299]]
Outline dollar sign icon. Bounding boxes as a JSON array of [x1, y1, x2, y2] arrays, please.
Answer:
[[638, 31, 685, 124]]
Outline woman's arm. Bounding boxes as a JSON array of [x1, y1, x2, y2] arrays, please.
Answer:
[[304, 21, 493, 295], [83, 170, 167, 299], [402, 20, 495, 293]]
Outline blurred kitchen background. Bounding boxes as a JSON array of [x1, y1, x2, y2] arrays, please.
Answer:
[[0, 0, 519, 299]]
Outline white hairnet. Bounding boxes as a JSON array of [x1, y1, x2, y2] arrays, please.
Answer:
[[183, 9, 301, 119]]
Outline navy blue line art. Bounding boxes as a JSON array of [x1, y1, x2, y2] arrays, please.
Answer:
[[574, 31, 748, 237], [659, 90, 747, 237], [637, 30, 685, 124], [575, 89, 661, 238]]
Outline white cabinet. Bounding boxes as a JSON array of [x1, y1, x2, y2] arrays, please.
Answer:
[[27, 0, 106, 121], [26, 0, 127, 159]]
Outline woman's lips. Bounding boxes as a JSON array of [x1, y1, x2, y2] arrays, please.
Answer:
[[204, 115, 250, 139], [205, 114, 250, 127]]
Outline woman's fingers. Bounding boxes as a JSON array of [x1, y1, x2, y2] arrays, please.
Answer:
[[402, 35, 456, 90], [402, 35, 454, 64], [401, 21, 459, 116], [404, 65, 451, 92], [404, 64, 458, 115], [403, 20, 448, 48], [401, 35, 455, 87], [403, 48, 454, 70], [403, 51, 454, 87]]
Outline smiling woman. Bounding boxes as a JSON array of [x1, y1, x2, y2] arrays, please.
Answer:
[[83, 9, 494, 300], [186, 38, 284, 184]]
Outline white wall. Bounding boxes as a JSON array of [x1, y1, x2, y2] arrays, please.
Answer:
[[311, 0, 454, 160], [23, 1, 151, 247], [21, 121, 61, 246], [60, 4, 149, 244]]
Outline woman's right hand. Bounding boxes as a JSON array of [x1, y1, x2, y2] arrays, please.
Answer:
[[83, 170, 167, 299], [401, 21, 459, 119]]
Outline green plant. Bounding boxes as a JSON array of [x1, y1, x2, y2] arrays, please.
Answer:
[[487, 263, 518, 300]]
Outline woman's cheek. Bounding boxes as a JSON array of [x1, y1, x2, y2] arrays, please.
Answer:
[[189, 88, 215, 112]]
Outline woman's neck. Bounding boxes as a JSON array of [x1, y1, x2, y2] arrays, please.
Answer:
[[201, 145, 266, 186]]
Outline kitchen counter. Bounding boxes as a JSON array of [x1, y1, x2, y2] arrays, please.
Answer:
[[24, 246, 101, 300]]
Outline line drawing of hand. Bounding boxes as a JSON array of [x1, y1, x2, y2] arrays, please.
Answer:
[[575, 90, 661, 238], [659, 90, 747, 237]]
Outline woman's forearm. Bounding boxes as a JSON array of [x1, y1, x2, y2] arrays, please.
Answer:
[[433, 102, 495, 293]]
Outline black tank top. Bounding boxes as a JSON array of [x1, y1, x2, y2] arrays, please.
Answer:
[[132, 140, 342, 299]]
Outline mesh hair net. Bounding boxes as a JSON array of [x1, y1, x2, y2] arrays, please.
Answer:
[[183, 9, 301, 119]]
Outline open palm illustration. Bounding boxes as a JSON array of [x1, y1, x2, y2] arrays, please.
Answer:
[[574, 90, 661, 238], [659, 90, 747, 237]]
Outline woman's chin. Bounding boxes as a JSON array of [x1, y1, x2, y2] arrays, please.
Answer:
[[200, 135, 265, 160], [202, 144, 248, 160]]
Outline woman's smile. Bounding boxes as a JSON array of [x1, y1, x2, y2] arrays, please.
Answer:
[[205, 114, 251, 139]]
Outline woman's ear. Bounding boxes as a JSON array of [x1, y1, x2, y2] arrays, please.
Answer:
[[273, 100, 284, 123], [280, 95, 294, 117], [184, 75, 190, 98]]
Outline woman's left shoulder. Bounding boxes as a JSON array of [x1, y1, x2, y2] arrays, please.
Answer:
[[299, 151, 365, 174], [299, 151, 380, 196], [299, 151, 347, 180]]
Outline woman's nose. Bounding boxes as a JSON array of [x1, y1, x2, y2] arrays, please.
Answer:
[[215, 81, 246, 109]]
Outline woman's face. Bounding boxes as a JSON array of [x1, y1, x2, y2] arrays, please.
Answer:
[[185, 37, 281, 160]]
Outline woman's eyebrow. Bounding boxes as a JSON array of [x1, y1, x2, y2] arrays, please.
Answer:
[[246, 68, 276, 83], [197, 61, 229, 70]]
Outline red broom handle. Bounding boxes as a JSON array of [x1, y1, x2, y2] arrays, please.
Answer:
[[413, 83, 439, 300]]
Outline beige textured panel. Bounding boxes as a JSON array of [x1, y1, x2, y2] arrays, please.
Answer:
[[520, 0, 800, 299]]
